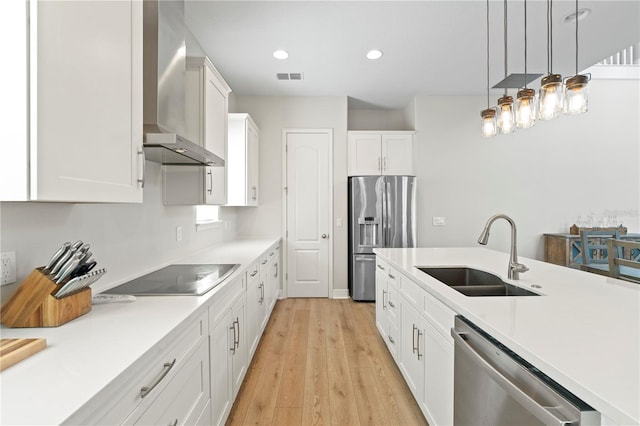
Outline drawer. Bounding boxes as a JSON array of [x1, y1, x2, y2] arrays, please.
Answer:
[[424, 292, 456, 341], [83, 310, 208, 425], [127, 337, 210, 425], [209, 275, 245, 327], [247, 260, 260, 288], [399, 273, 424, 311]]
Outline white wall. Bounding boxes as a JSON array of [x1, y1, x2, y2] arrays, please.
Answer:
[[0, 162, 238, 301], [348, 108, 413, 130], [414, 79, 640, 260], [231, 96, 349, 293]]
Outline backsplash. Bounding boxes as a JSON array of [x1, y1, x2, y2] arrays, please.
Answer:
[[0, 162, 238, 300]]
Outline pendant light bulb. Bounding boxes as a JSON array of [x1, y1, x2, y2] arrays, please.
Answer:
[[497, 95, 516, 134], [539, 0, 563, 120], [516, 88, 537, 128], [481, 108, 497, 138]]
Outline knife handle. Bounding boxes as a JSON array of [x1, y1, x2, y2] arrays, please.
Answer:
[[44, 242, 71, 271]]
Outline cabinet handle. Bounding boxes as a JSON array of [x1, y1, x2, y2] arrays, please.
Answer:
[[140, 358, 176, 398], [137, 148, 146, 189], [252, 186, 257, 200], [388, 273, 395, 279], [378, 157, 381, 171], [259, 283, 264, 303], [169, 420, 178, 426], [207, 169, 213, 195], [250, 269, 258, 277], [234, 317, 240, 349], [417, 329, 423, 360], [230, 324, 236, 353], [269, 251, 275, 257], [377, 264, 385, 271], [388, 300, 395, 309], [383, 157, 387, 171], [382, 289, 387, 309], [273, 262, 278, 278], [388, 335, 395, 344], [412, 324, 417, 354]]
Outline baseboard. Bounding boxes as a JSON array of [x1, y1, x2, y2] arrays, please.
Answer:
[[332, 289, 349, 299]]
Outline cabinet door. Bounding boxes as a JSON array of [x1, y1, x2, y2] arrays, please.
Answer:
[[382, 134, 414, 175], [423, 321, 454, 426], [348, 134, 382, 176], [204, 166, 227, 205], [204, 65, 228, 160], [399, 300, 425, 403], [375, 262, 389, 340], [31, 1, 143, 202], [210, 310, 233, 426], [246, 264, 263, 360], [246, 121, 260, 206], [230, 295, 247, 398]]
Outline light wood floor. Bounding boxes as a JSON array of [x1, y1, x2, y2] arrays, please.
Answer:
[[227, 298, 428, 426]]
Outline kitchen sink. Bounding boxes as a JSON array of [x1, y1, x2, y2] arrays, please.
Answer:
[[416, 267, 539, 297]]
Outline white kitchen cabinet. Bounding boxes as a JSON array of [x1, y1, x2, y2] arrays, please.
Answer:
[[399, 300, 425, 403], [163, 56, 231, 206], [375, 259, 400, 361], [347, 131, 415, 176], [0, 0, 144, 202], [422, 320, 454, 426], [245, 260, 265, 361], [208, 275, 247, 425], [265, 245, 280, 314], [227, 113, 260, 206]]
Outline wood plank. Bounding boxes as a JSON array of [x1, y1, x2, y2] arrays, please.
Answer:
[[276, 308, 310, 407], [325, 300, 361, 425], [0, 338, 47, 371], [301, 299, 331, 426], [351, 367, 392, 426], [273, 407, 302, 426]]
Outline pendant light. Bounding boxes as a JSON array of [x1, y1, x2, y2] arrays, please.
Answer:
[[564, 0, 590, 114], [516, 0, 537, 128], [539, 0, 563, 120], [480, 0, 497, 138], [496, 0, 515, 134]]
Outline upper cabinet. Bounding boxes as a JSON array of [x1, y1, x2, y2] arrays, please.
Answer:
[[0, 0, 143, 202], [226, 114, 260, 206], [347, 131, 415, 176], [164, 56, 231, 206]]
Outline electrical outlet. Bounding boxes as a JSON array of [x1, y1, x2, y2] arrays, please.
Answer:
[[432, 216, 446, 226], [1, 251, 17, 285], [176, 226, 183, 242]]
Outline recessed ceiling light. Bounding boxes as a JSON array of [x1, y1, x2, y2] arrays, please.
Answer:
[[563, 8, 591, 24], [366, 49, 383, 60], [273, 50, 289, 60]]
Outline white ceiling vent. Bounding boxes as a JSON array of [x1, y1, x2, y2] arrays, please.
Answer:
[[277, 73, 304, 81]]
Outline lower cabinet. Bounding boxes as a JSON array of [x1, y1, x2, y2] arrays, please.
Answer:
[[376, 258, 455, 426], [246, 260, 264, 360], [209, 276, 247, 426]]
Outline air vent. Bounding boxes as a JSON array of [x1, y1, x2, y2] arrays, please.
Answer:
[[277, 73, 304, 81]]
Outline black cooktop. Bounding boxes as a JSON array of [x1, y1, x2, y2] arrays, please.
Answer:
[[103, 264, 240, 296]]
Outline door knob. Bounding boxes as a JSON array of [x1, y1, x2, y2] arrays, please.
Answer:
[[321, 234, 328, 239]]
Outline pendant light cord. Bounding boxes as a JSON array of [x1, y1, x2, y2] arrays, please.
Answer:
[[486, 0, 490, 108], [550, 0, 554, 73], [524, 0, 528, 88], [546, 0, 551, 75], [503, 0, 508, 96], [575, 0, 579, 74]]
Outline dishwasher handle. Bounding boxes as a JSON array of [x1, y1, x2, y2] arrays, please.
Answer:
[[451, 330, 571, 426]]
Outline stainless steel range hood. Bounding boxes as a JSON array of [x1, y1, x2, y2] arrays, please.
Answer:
[[143, 0, 223, 166]]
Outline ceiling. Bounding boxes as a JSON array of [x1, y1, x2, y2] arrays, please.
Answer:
[[185, 1, 640, 110]]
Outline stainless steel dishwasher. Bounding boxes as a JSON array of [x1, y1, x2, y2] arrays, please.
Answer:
[[451, 316, 600, 426]]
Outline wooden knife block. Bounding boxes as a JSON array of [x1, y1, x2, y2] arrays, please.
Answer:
[[0, 268, 92, 328]]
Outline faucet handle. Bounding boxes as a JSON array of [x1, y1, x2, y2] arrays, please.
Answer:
[[512, 263, 529, 274]]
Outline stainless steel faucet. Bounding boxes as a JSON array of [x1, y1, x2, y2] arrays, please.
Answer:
[[477, 214, 529, 280]]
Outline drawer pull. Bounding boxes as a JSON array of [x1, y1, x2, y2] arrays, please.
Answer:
[[388, 273, 395, 279], [250, 269, 258, 277], [269, 251, 275, 257], [230, 324, 236, 353], [233, 317, 240, 349], [388, 300, 395, 309], [259, 283, 264, 303], [377, 264, 385, 271], [169, 420, 178, 426], [412, 324, 417, 354], [416, 329, 423, 360], [388, 335, 395, 344], [140, 358, 176, 398], [261, 259, 268, 265], [382, 290, 387, 309]]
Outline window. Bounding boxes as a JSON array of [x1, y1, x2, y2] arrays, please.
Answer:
[[195, 205, 220, 228]]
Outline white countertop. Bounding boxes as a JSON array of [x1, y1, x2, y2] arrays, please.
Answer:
[[0, 238, 279, 426], [374, 247, 640, 426]]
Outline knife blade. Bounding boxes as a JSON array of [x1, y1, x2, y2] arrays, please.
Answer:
[[44, 242, 71, 271], [54, 253, 83, 283], [55, 275, 84, 299]]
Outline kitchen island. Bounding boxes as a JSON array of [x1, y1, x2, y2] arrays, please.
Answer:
[[0, 238, 280, 425], [374, 247, 640, 426]]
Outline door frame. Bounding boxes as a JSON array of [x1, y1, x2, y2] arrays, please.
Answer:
[[281, 128, 334, 298]]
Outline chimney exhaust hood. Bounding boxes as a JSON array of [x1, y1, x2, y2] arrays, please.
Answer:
[[143, 0, 224, 167]]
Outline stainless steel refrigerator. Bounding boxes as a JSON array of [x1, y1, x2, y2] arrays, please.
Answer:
[[348, 176, 416, 301]]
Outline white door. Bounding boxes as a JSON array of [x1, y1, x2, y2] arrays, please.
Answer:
[[285, 130, 331, 298]]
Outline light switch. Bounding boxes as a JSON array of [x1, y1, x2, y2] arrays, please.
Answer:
[[432, 217, 446, 226]]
